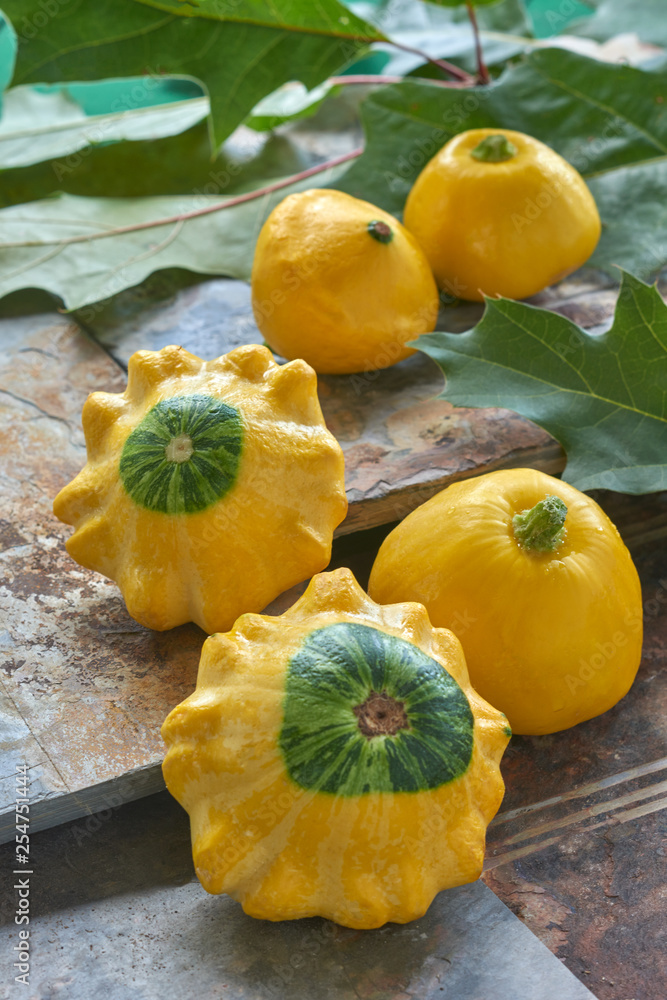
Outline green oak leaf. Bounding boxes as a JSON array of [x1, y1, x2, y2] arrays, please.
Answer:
[[587, 160, 667, 288], [1, 0, 382, 148], [414, 270, 667, 495], [0, 160, 352, 311]]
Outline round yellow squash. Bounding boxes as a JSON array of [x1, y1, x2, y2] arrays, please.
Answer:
[[251, 188, 440, 374], [403, 128, 601, 302], [369, 469, 643, 735], [162, 567, 510, 928], [53, 344, 347, 633]]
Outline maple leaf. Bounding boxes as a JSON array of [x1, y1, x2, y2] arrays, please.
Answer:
[[415, 271, 667, 494]]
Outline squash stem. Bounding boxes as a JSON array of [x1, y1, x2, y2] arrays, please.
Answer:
[[512, 495, 567, 553], [368, 220, 393, 244], [471, 134, 517, 163]]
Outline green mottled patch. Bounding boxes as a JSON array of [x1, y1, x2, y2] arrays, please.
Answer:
[[503, 725, 513, 738], [119, 394, 243, 514], [279, 622, 474, 796]]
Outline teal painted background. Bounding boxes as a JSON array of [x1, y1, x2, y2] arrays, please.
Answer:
[[526, 0, 592, 38]]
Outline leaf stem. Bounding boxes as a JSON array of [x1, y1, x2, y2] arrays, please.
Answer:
[[466, 2, 490, 86], [329, 73, 466, 89], [0, 148, 364, 250], [328, 74, 404, 86], [384, 39, 476, 86]]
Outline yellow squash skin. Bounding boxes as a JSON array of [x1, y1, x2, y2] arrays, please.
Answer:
[[251, 188, 440, 374], [162, 568, 510, 929], [53, 344, 347, 633], [403, 128, 601, 302], [369, 469, 643, 736]]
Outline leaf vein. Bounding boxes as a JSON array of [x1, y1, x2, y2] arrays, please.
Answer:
[[436, 350, 665, 423]]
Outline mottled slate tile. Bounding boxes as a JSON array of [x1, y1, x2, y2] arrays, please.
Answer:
[[0, 314, 203, 838], [0, 792, 596, 1000]]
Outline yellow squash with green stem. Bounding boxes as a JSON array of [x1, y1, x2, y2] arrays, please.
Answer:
[[369, 469, 642, 735], [404, 128, 601, 301]]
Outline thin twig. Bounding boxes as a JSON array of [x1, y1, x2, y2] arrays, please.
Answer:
[[466, 2, 490, 85], [0, 149, 365, 250]]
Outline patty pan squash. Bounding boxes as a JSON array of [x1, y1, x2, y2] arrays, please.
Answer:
[[53, 344, 347, 633], [369, 469, 643, 736], [403, 128, 601, 302], [162, 567, 510, 928], [251, 188, 440, 374]]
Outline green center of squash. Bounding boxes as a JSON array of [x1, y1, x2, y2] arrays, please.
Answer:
[[279, 623, 474, 796], [119, 393, 243, 515]]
